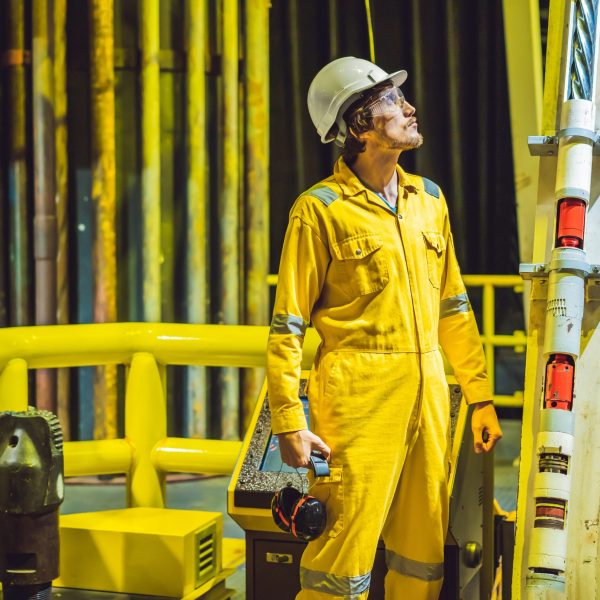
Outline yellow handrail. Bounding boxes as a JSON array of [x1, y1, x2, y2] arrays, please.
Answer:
[[0, 323, 322, 507]]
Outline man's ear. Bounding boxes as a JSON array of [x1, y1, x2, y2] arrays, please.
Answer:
[[349, 125, 367, 142]]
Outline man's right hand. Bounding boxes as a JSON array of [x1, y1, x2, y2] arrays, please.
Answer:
[[278, 429, 331, 468]]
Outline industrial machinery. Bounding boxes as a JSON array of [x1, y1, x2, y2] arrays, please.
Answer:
[[513, 0, 600, 597], [0, 408, 64, 600], [228, 373, 491, 599]]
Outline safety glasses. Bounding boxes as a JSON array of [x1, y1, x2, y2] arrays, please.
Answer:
[[365, 86, 405, 117]]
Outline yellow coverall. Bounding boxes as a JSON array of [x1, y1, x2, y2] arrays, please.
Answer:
[[267, 157, 492, 600]]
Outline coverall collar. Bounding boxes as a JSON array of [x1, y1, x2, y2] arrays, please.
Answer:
[[333, 157, 418, 204]]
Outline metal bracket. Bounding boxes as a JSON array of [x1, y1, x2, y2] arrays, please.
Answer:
[[528, 131, 600, 156], [520, 263, 600, 279]]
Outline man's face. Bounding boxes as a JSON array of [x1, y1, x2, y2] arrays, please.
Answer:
[[362, 87, 423, 151]]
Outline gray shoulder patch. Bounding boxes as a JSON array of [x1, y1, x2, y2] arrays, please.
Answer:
[[306, 186, 338, 207], [422, 177, 440, 199]]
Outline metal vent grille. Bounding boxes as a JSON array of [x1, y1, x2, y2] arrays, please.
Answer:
[[195, 523, 217, 588]]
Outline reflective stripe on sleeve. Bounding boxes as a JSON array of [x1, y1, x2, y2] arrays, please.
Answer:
[[269, 313, 309, 337], [439, 293, 471, 319], [300, 567, 371, 598], [385, 549, 444, 582]]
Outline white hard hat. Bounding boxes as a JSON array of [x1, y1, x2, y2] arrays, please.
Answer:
[[307, 56, 408, 146]]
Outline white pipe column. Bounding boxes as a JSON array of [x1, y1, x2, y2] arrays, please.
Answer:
[[525, 99, 595, 596]]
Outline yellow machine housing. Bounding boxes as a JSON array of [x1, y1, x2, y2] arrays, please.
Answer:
[[54, 507, 231, 599]]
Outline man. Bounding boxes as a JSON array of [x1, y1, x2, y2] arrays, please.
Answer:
[[266, 56, 502, 600]]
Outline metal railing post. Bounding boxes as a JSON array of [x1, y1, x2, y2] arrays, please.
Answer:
[[125, 352, 167, 508]]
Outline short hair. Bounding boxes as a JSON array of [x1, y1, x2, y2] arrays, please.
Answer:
[[341, 81, 394, 166]]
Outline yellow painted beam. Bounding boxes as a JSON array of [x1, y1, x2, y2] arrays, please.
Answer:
[[32, 0, 58, 412], [220, 0, 241, 440], [0, 323, 321, 370], [185, 0, 209, 437], [140, 0, 161, 322], [502, 0, 544, 264], [90, 0, 118, 439], [54, 0, 70, 439], [243, 0, 271, 431], [64, 439, 132, 477], [152, 438, 242, 475]]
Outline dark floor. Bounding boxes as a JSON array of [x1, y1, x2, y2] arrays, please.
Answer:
[[1, 419, 521, 600]]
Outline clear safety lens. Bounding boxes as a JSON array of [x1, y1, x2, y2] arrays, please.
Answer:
[[367, 87, 405, 117]]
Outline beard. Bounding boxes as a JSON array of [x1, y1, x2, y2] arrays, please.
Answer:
[[373, 120, 424, 151], [388, 132, 424, 150]]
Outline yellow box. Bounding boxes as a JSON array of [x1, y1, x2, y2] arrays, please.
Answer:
[[55, 507, 223, 598]]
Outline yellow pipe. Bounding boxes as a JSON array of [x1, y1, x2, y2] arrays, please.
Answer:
[[140, 0, 161, 322], [243, 0, 271, 430], [364, 0, 376, 62], [90, 0, 118, 440], [220, 0, 240, 440], [494, 394, 524, 408], [462, 274, 523, 288], [185, 0, 208, 437], [482, 283, 495, 396], [32, 0, 58, 412], [64, 439, 132, 477], [125, 352, 166, 508], [0, 358, 29, 412], [7, 0, 31, 328], [0, 323, 321, 370], [152, 438, 242, 475], [54, 0, 70, 439]]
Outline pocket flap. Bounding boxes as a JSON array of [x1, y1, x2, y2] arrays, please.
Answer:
[[332, 235, 383, 261], [422, 231, 445, 255]]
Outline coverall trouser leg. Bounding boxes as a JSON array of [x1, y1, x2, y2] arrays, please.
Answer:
[[295, 350, 450, 600]]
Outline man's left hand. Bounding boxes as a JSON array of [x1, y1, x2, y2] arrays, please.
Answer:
[[471, 401, 502, 453]]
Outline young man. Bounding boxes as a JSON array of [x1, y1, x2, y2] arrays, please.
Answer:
[[266, 57, 502, 600]]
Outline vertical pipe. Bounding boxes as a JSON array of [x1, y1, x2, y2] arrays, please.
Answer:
[[7, 0, 31, 328], [243, 0, 270, 431], [328, 0, 339, 167], [0, 359, 29, 412], [444, 1, 466, 264], [140, 0, 161, 323], [477, 2, 491, 275], [54, 0, 69, 438], [220, 0, 240, 440], [32, 0, 57, 412], [90, 0, 118, 440], [409, 0, 426, 175], [0, 149, 4, 329], [287, 0, 305, 192], [364, 0, 376, 63], [185, 0, 208, 438], [481, 282, 496, 600]]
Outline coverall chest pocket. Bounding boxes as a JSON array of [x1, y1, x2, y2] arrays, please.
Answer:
[[332, 234, 389, 296], [423, 231, 446, 289], [309, 466, 344, 538]]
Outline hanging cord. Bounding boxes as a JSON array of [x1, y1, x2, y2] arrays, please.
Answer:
[[365, 0, 376, 62]]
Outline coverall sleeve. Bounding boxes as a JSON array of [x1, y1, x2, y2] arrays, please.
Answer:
[[267, 213, 330, 434], [438, 204, 493, 405]]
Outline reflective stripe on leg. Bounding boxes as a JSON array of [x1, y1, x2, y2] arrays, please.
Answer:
[[300, 566, 371, 597], [385, 549, 443, 581]]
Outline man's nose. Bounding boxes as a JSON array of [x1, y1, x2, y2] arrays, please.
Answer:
[[403, 101, 416, 117]]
